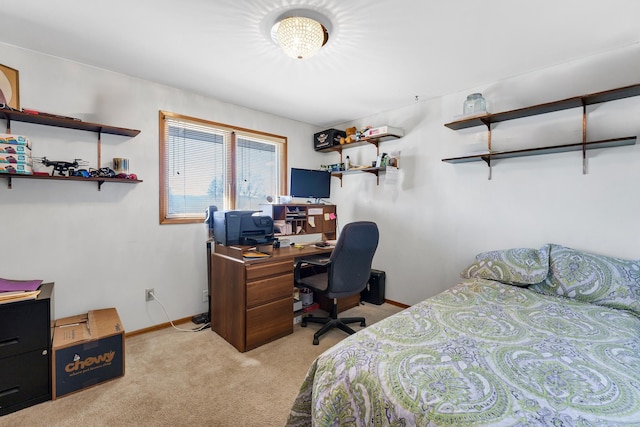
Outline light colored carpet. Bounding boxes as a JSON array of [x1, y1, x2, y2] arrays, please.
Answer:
[[1, 302, 402, 427]]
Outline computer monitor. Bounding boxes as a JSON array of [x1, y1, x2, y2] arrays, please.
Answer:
[[289, 168, 331, 201]]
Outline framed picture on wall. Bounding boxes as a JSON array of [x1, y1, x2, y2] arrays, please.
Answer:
[[0, 64, 20, 111]]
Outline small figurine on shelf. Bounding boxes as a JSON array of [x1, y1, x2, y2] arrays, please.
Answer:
[[357, 126, 372, 141], [339, 127, 357, 145]]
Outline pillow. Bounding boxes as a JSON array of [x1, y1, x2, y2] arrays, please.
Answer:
[[461, 244, 550, 286], [529, 244, 640, 315]]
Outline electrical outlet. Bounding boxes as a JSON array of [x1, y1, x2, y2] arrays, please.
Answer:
[[202, 289, 208, 303], [145, 288, 155, 302]]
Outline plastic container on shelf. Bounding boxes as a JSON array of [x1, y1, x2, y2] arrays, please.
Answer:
[[463, 93, 487, 115]]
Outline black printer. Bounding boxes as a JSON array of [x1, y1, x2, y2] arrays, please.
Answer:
[[213, 210, 274, 246]]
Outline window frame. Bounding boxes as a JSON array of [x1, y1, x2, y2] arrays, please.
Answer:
[[159, 110, 287, 224]]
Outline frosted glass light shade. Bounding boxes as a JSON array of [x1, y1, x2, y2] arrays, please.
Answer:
[[276, 16, 325, 60]]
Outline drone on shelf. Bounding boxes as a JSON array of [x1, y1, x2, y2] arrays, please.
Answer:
[[37, 157, 89, 177]]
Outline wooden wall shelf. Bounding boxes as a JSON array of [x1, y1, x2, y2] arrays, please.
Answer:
[[442, 137, 637, 164], [318, 131, 402, 186], [331, 166, 387, 185], [445, 83, 640, 131], [443, 83, 640, 176], [0, 109, 140, 137], [316, 134, 402, 153], [2, 174, 143, 190], [0, 108, 141, 190]]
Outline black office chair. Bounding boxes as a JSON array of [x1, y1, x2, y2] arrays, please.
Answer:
[[294, 221, 379, 345]]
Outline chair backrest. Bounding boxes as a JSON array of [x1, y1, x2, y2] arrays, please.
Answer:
[[326, 221, 379, 298]]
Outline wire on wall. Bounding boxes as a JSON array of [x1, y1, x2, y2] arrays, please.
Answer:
[[149, 291, 210, 332]]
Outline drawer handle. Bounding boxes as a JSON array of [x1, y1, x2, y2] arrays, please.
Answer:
[[0, 386, 19, 398], [0, 337, 19, 347]]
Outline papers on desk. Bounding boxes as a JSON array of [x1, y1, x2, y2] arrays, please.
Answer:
[[0, 290, 41, 304], [242, 251, 271, 259], [0, 278, 43, 303], [0, 277, 43, 292]]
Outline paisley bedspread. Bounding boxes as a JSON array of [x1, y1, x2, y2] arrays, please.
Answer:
[[286, 279, 640, 426]]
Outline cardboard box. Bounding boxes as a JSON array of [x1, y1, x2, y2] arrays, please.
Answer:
[[0, 163, 33, 174], [0, 143, 31, 155], [52, 308, 125, 399], [314, 129, 346, 151], [0, 134, 32, 148], [0, 153, 32, 165], [363, 126, 404, 139]]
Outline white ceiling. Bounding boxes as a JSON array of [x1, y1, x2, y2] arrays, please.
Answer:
[[1, 0, 639, 127]]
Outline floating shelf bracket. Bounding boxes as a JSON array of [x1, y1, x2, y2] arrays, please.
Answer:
[[331, 167, 386, 186], [97, 128, 103, 171], [486, 121, 492, 180], [581, 102, 588, 175]]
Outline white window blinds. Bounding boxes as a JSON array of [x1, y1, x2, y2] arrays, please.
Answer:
[[159, 111, 286, 224]]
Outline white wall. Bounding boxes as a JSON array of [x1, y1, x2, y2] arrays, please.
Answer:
[[0, 44, 324, 331], [331, 43, 640, 305], [2, 42, 640, 331]]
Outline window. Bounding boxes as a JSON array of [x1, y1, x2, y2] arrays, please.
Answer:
[[159, 111, 287, 224]]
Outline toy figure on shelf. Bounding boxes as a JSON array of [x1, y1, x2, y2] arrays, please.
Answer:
[[339, 126, 373, 144], [339, 127, 357, 145], [88, 167, 117, 178], [356, 126, 372, 142]]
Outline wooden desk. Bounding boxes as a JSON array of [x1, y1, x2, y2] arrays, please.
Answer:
[[211, 244, 332, 352]]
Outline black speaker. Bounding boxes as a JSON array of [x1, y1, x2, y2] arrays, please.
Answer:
[[361, 269, 385, 305]]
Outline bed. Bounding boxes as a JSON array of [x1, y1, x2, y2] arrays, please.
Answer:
[[286, 244, 640, 426]]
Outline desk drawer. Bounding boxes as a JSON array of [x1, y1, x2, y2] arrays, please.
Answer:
[[0, 300, 49, 358], [246, 260, 291, 281], [0, 348, 51, 415], [246, 298, 292, 351], [247, 273, 293, 308]]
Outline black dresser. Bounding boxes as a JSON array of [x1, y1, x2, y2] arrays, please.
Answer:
[[0, 282, 54, 415]]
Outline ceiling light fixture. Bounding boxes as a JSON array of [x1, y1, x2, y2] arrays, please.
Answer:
[[272, 10, 330, 60]]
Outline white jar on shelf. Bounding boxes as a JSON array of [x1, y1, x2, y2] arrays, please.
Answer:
[[463, 93, 487, 115]]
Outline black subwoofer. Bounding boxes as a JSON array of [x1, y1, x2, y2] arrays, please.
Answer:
[[361, 269, 385, 305]]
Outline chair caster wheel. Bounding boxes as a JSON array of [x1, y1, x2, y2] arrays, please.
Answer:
[[313, 338, 319, 345], [360, 321, 366, 327]]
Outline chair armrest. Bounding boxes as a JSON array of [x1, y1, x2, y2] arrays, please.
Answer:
[[297, 258, 330, 267], [294, 258, 331, 283]]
